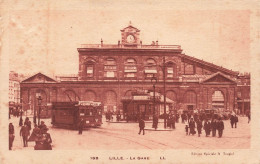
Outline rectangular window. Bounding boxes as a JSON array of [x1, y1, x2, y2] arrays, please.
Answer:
[[144, 68, 157, 78], [86, 65, 94, 77], [105, 71, 115, 77], [104, 64, 117, 78], [146, 73, 154, 78], [167, 67, 174, 78], [125, 73, 135, 77]]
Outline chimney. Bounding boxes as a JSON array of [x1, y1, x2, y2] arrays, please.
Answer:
[[156, 40, 158, 45], [101, 38, 103, 47]]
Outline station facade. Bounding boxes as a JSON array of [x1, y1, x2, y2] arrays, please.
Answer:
[[20, 24, 246, 115]]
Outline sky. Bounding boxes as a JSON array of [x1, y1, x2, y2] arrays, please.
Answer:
[[3, 0, 255, 76]]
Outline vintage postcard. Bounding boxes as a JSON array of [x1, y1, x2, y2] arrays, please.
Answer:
[[0, 0, 259, 163]]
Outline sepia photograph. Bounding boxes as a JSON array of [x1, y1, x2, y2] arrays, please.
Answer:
[[1, 0, 259, 163]]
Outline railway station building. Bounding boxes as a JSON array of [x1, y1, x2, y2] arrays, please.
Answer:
[[20, 24, 249, 116]]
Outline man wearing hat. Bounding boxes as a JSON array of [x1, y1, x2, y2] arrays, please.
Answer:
[[188, 118, 196, 135], [42, 127, 52, 150], [217, 118, 224, 138], [196, 119, 203, 137], [39, 121, 47, 133], [9, 123, 15, 150], [138, 118, 145, 135], [20, 124, 30, 147], [78, 119, 84, 135], [204, 119, 211, 137]]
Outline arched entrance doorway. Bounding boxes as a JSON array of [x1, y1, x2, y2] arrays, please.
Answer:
[[183, 91, 197, 110], [104, 91, 117, 113], [212, 90, 225, 111]]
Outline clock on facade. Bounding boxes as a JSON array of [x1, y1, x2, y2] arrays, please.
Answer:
[[126, 34, 135, 43]]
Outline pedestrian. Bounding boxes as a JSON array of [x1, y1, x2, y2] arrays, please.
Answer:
[[204, 119, 211, 137], [176, 113, 179, 123], [28, 124, 41, 142], [171, 115, 176, 129], [196, 119, 203, 137], [116, 113, 121, 122], [217, 118, 224, 138], [39, 121, 47, 133], [20, 124, 30, 147], [19, 116, 23, 127], [181, 113, 185, 123], [166, 113, 170, 127], [230, 114, 235, 128], [105, 112, 108, 121], [194, 113, 198, 122], [234, 115, 238, 128], [185, 125, 189, 135], [184, 113, 188, 123], [78, 119, 84, 135], [152, 114, 158, 130], [211, 119, 217, 137], [188, 118, 196, 135], [28, 119, 32, 131], [9, 123, 15, 150], [138, 118, 145, 135], [24, 117, 32, 131], [187, 112, 191, 123], [41, 127, 52, 150], [24, 117, 29, 126]]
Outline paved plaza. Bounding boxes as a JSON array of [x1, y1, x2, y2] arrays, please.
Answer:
[[9, 115, 250, 150]]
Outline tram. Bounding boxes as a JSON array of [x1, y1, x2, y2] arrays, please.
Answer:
[[51, 101, 102, 129]]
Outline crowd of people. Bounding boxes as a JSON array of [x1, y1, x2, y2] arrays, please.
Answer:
[[9, 116, 52, 150], [136, 110, 240, 138], [185, 117, 225, 138]]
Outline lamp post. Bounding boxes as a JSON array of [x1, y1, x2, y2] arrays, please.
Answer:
[[36, 93, 42, 126], [151, 75, 157, 115], [163, 57, 167, 129], [159, 56, 168, 129]]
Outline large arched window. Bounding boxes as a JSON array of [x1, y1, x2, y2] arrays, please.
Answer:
[[104, 58, 117, 78], [166, 90, 177, 102], [124, 58, 137, 78], [63, 90, 80, 102], [212, 90, 224, 110], [184, 91, 197, 110], [144, 58, 157, 78], [84, 90, 97, 101]]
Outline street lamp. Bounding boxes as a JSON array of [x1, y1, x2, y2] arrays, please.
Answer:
[[36, 93, 42, 126], [151, 74, 157, 114]]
